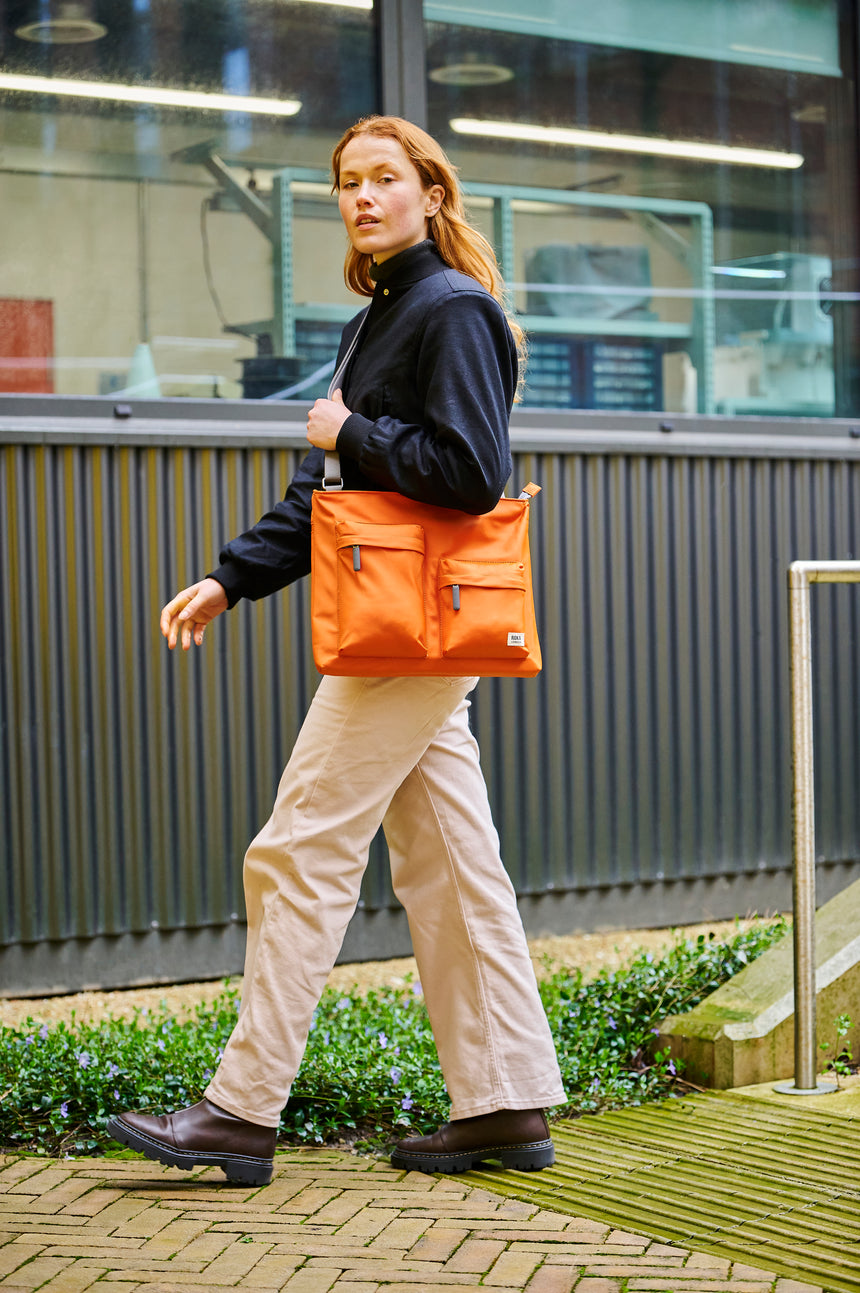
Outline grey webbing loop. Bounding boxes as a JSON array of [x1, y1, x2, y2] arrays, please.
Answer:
[[323, 451, 344, 492]]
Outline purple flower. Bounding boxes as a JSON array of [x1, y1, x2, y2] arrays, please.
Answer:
[[378, 1032, 388, 1049], [156, 1040, 166, 1051], [667, 1059, 677, 1076], [607, 1016, 618, 1030], [107, 1063, 120, 1079], [24, 1035, 34, 1046], [113, 1089, 120, 1101], [39, 1024, 49, 1040], [401, 1095, 414, 1111], [77, 1051, 92, 1069], [412, 982, 422, 997], [59, 1102, 69, 1118], [389, 1067, 402, 1084]]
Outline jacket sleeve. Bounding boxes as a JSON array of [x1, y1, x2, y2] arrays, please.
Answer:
[[335, 289, 516, 515], [207, 447, 323, 605], [205, 314, 369, 605]]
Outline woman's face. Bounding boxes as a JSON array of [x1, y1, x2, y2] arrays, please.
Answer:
[[337, 135, 444, 265]]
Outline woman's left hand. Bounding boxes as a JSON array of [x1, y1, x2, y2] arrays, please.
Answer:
[[307, 388, 352, 450]]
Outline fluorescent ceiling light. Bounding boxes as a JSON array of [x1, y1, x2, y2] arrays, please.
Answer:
[[713, 266, 787, 279], [450, 118, 804, 170], [0, 73, 301, 116]]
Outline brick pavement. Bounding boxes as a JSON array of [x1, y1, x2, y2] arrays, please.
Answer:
[[0, 1151, 826, 1292]]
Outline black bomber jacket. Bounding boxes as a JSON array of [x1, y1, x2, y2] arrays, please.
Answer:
[[209, 240, 517, 606]]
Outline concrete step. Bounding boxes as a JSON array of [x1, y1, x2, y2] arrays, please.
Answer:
[[657, 876, 860, 1088]]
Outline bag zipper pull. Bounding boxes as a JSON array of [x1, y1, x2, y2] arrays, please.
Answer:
[[518, 482, 541, 500], [452, 585, 460, 611], [353, 546, 361, 571]]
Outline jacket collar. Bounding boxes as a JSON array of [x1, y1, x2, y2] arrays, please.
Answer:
[[369, 240, 447, 293]]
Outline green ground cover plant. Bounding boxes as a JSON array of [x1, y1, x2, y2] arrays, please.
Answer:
[[0, 918, 786, 1156]]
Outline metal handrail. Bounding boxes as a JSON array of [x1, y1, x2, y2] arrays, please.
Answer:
[[775, 560, 860, 1095]]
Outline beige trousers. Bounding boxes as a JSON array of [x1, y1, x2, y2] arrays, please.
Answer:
[[205, 674, 566, 1128]]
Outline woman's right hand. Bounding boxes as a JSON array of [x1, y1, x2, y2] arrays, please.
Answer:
[[160, 578, 229, 650]]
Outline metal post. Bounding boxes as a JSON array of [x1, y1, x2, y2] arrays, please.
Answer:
[[773, 559, 860, 1095]]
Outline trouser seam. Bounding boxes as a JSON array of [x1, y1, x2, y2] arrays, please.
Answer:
[[412, 761, 504, 1107]]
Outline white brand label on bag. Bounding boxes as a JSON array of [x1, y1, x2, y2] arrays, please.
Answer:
[[507, 632, 525, 647]]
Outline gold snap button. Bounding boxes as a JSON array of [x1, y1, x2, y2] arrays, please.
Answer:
[[383, 288, 389, 296]]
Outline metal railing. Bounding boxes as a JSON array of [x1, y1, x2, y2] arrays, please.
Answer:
[[775, 560, 860, 1095]]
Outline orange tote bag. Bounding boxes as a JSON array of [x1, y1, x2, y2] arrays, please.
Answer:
[[310, 459, 542, 678]]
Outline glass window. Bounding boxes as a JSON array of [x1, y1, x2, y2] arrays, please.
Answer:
[[0, 1, 377, 400], [424, 0, 860, 417]]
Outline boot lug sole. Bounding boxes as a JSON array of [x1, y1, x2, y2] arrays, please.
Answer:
[[391, 1141, 554, 1175], [106, 1116, 273, 1186]]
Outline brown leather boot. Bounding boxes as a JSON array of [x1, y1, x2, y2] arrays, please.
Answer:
[[391, 1107, 554, 1174], [106, 1098, 276, 1186]]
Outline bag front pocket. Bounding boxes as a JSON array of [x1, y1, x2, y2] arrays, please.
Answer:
[[335, 522, 427, 657], [438, 558, 529, 659]]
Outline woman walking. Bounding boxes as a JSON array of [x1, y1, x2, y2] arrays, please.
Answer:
[[108, 116, 565, 1186]]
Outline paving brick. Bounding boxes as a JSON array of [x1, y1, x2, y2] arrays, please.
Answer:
[[0, 1245, 45, 1280], [366, 1217, 428, 1251], [0, 1163, 57, 1188], [524, 1264, 580, 1293], [378, 1286, 481, 1293], [269, 1240, 409, 1261], [773, 1281, 824, 1293], [138, 1220, 211, 1257], [281, 1270, 339, 1291], [199, 1237, 270, 1280], [646, 1243, 684, 1259], [444, 1237, 505, 1273], [8, 1170, 70, 1196], [372, 1286, 480, 1293], [337, 1210, 399, 1241], [98, 1271, 250, 1287], [605, 1229, 648, 1248], [0, 1256, 74, 1288], [625, 1282, 773, 1292], [10, 1232, 144, 1251], [274, 1187, 342, 1217], [300, 1252, 483, 1279], [681, 1251, 731, 1273], [237, 1253, 304, 1286], [36, 1265, 110, 1291], [112, 1209, 176, 1240], [306, 1196, 365, 1226], [571, 1280, 622, 1293], [515, 1243, 664, 1259], [482, 1249, 541, 1286], [407, 1227, 469, 1263], [60, 1188, 129, 1216], [522, 1261, 576, 1293], [327, 1284, 379, 1292]]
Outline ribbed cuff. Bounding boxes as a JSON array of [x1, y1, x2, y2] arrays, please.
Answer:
[[336, 412, 375, 462], [205, 566, 241, 609]]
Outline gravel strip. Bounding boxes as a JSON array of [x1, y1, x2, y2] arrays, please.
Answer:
[[0, 917, 779, 1029]]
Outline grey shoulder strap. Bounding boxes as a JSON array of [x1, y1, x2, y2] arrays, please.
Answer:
[[322, 309, 369, 491]]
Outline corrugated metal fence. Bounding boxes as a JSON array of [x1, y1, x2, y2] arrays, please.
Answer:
[[3, 403, 860, 994]]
